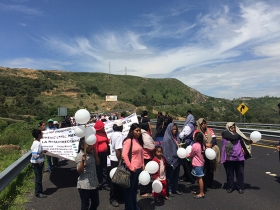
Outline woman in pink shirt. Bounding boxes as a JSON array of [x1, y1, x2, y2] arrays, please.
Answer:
[[187, 132, 205, 199], [122, 123, 144, 210]]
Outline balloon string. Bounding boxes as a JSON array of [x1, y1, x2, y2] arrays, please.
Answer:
[[83, 124, 87, 166], [178, 142, 185, 148]]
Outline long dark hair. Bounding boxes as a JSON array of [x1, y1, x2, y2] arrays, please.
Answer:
[[194, 132, 204, 154], [78, 137, 85, 153], [124, 123, 144, 147]]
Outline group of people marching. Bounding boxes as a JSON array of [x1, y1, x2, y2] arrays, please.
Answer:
[[30, 110, 254, 210]]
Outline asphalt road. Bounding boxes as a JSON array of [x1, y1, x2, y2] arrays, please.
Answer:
[[24, 132, 280, 210]]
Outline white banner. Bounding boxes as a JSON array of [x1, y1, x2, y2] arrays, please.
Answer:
[[41, 113, 138, 161]]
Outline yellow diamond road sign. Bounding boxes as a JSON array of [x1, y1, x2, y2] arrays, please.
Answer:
[[237, 103, 249, 115]]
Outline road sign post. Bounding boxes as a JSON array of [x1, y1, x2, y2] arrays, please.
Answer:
[[237, 103, 249, 123]]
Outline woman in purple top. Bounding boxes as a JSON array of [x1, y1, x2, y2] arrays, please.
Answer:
[[221, 122, 252, 194]]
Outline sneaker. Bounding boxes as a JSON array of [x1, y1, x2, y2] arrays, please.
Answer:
[[227, 188, 234, 193], [238, 189, 244, 194], [110, 200, 119, 207], [172, 191, 182, 195], [103, 186, 110, 191], [36, 193, 47, 198]]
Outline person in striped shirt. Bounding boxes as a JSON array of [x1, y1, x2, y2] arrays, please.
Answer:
[[30, 129, 47, 198]]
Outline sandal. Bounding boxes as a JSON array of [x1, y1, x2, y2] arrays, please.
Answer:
[[164, 196, 171, 200], [140, 193, 152, 197], [193, 195, 205, 199]]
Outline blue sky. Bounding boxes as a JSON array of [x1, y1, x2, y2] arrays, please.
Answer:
[[1, 0, 280, 99]]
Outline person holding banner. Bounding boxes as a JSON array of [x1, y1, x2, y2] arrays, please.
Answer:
[[76, 138, 100, 210], [109, 120, 124, 207], [30, 129, 47, 198], [122, 123, 144, 210], [94, 121, 110, 191], [46, 119, 58, 172]]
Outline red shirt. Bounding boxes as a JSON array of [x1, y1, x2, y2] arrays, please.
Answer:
[[95, 132, 109, 153]]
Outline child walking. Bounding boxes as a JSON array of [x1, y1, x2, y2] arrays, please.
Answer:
[[76, 138, 100, 210], [152, 146, 170, 202], [30, 129, 47, 198], [186, 132, 205, 199]]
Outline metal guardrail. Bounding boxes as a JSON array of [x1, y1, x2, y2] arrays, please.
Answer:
[[151, 120, 280, 140], [207, 121, 280, 130], [0, 151, 31, 192]]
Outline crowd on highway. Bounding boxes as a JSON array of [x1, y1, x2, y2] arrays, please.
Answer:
[[30, 110, 268, 210]]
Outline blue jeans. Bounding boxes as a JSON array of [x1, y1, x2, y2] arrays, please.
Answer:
[[166, 164, 180, 193], [124, 168, 142, 210], [33, 163, 43, 196], [46, 155, 52, 171], [78, 188, 99, 210]]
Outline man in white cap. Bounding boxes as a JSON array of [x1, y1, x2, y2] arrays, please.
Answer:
[[109, 120, 124, 207]]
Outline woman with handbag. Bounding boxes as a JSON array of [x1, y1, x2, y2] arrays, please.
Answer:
[[122, 123, 144, 210], [221, 122, 253, 194]]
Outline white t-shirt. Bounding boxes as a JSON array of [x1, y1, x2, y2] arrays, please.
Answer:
[[30, 140, 44, 164], [109, 131, 124, 162]]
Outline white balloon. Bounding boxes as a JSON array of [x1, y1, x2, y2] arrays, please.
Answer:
[[74, 126, 86, 137], [110, 167, 117, 179], [205, 148, 216, 160], [177, 148, 187, 159], [85, 134, 97, 145], [138, 171, 150, 185], [250, 131, 262, 142], [152, 180, 163, 193], [186, 145, 192, 155], [145, 161, 159, 174], [75, 109, 90, 124], [86, 126, 96, 135]]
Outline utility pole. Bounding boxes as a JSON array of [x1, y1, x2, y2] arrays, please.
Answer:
[[109, 62, 111, 74], [125, 67, 127, 75]]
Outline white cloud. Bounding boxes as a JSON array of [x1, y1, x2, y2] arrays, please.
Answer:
[[19, 22, 27, 26], [0, 3, 42, 15], [252, 41, 280, 57], [1, 57, 73, 70]]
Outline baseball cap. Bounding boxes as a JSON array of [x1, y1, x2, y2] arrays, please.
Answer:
[[94, 120, 105, 131], [48, 119, 54, 123], [113, 120, 122, 126], [53, 121, 59, 125]]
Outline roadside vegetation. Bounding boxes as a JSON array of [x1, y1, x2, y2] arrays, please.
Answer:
[[0, 119, 38, 210]]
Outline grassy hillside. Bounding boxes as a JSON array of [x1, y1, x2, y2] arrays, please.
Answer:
[[0, 67, 279, 124]]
